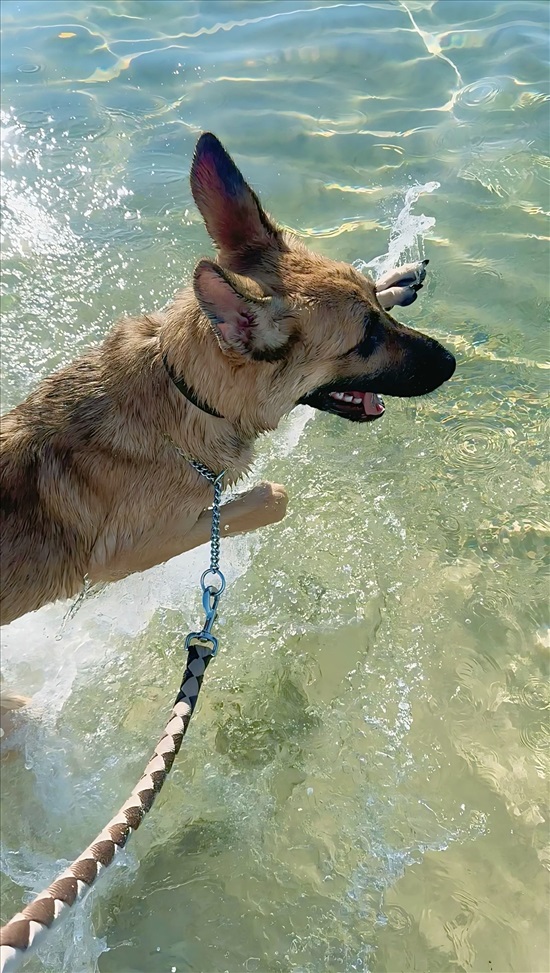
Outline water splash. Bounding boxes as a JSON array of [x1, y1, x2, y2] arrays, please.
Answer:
[[353, 181, 440, 281]]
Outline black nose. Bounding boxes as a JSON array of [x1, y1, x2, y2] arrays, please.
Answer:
[[443, 349, 456, 382], [417, 338, 456, 394], [419, 344, 456, 395], [394, 340, 456, 397]]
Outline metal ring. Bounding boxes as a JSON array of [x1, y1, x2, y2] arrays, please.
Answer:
[[200, 568, 226, 594]]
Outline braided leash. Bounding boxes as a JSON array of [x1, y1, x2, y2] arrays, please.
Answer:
[[0, 458, 226, 973]]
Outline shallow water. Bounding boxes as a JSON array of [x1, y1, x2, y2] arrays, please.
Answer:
[[0, 1, 549, 971]]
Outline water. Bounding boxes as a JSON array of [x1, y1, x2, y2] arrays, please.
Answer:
[[0, 1, 548, 971]]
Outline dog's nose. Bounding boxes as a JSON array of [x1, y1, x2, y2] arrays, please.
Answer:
[[414, 342, 456, 396], [425, 345, 456, 394], [442, 349, 456, 382]]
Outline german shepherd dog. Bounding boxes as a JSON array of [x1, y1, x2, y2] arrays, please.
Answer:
[[0, 133, 455, 724]]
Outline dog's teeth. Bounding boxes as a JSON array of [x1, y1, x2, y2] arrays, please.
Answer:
[[352, 397, 362, 405], [343, 394, 354, 403], [331, 392, 345, 400]]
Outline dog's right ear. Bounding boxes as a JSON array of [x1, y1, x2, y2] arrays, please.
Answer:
[[190, 133, 282, 261], [193, 259, 293, 359]]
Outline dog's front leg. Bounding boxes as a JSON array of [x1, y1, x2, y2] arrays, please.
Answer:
[[89, 482, 288, 585], [375, 259, 429, 309], [185, 481, 288, 548]]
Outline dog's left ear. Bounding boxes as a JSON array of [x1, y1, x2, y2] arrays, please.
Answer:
[[193, 260, 293, 359], [190, 133, 282, 262]]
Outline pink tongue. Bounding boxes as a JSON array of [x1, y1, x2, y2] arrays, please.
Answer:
[[360, 392, 384, 416]]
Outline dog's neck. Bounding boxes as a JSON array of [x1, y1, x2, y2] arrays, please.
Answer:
[[156, 297, 257, 479], [160, 371, 254, 483], [163, 355, 226, 420], [159, 289, 288, 441]]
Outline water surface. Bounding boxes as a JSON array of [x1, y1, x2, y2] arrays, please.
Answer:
[[1, 2, 549, 972]]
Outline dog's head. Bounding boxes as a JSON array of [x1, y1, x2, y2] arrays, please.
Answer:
[[188, 133, 455, 426]]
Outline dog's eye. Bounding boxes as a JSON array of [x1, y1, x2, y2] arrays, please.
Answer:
[[340, 320, 379, 360], [358, 321, 380, 358]]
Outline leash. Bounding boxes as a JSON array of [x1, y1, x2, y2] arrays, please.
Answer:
[[0, 460, 227, 973]]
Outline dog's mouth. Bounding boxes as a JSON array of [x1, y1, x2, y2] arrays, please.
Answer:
[[299, 387, 385, 422]]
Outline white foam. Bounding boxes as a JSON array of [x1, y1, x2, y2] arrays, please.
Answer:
[[1, 540, 249, 723], [354, 180, 440, 280]]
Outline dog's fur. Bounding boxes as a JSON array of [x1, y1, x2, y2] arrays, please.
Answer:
[[0, 133, 455, 722]]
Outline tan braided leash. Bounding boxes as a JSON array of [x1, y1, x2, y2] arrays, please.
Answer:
[[0, 642, 216, 972], [1, 459, 227, 973]]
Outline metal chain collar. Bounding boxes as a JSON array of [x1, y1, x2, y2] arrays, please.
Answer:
[[165, 436, 227, 657], [187, 462, 226, 657]]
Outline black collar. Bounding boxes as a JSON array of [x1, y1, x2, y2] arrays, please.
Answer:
[[163, 355, 226, 420]]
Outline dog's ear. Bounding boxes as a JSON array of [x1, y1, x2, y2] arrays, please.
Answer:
[[193, 259, 293, 359], [190, 133, 281, 259]]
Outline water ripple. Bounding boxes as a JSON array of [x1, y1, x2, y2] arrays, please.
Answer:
[[454, 76, 513, 113], [383, 904, 412, 933], [16, 61, 42, 75], [519, 678, 550, 712], [520, 720, 550, 754], [440, 415, 512, 473]]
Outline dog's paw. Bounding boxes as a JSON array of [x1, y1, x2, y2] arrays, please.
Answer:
[[375, 259, 429, 310], [254, 481, 289, 525]]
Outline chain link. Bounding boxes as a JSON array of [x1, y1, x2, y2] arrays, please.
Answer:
[[208, 472, 224, 574], [164, 435, 226, 580], [165, 435, 227, 655], [179, 453, 225, 584], [185, 457, 221, 485]]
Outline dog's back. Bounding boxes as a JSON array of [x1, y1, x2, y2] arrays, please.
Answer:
[[0, 327, 153, 624], [1, 388, 97, 624]]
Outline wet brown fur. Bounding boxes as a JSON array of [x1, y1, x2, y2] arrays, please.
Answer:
[[1, 133, 454, 644]]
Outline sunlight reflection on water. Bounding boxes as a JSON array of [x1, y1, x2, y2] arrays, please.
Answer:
[[1, 1, 549, 971]]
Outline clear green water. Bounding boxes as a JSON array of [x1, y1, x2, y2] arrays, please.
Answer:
[[1, 2, 549, 971]]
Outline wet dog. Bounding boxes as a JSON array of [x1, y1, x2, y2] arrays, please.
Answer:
[[0, 133, 455, 720]]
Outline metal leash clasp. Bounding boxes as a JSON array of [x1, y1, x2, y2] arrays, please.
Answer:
[[184, 464, 227, 658], [185, 573, 225, 657]]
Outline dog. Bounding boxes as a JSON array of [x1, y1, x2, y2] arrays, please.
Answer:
[[0, 132, 455, 724]]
